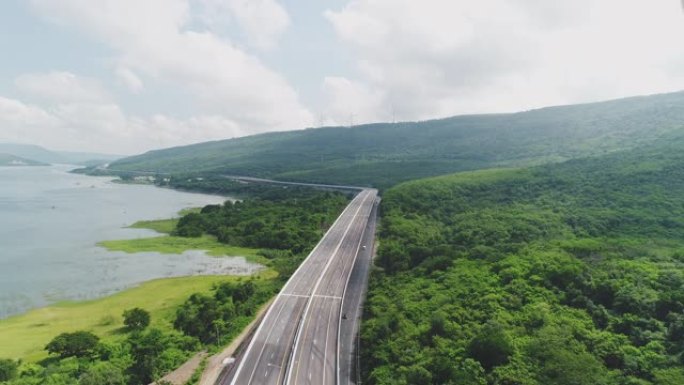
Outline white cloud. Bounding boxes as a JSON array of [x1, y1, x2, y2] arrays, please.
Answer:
[[9, 0, 684, 154], [196, 0, 291, 50], [325, 0, 684, 123], [15, 71, 110, 103], [0, 94, 249, 154], [321, 76, 386, 125], [0, 96, 59, 129], [26, 0, 312, 153], [115, 68, 144, 93]]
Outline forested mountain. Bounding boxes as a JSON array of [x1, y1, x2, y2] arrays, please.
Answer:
[[109, 91, 684, 188], [361, 131, 684, 384]]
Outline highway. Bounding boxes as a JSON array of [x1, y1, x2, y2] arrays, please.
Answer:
[[223, 188, 377, 385], [337, 198, 378, 385]]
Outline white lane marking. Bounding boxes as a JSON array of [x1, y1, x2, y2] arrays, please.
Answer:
[[229, 192, 367, 385], [322, 295, 338, 385], [242, 299, 290, 385], [285, 192, 364, 294], [280, 293, 310, 298], [287, 191, 375, 385], [288, 192, 371, 384], [313, 294, 342, 300], [337, 192, 375, 385]]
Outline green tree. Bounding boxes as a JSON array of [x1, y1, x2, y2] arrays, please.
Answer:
[[79, 362, 127, 385], [537, 348, 609, 385], [127, 328, 168, 384], [467, 322, 515, 371], [653, 368, 684, 385], [123, 307, 150, 331], [405, 365, 432, 385], [175, 213, 205, 237], [0, 358, 18, 382], [173, 293, 221, 343], [45, 331, 99, 358]]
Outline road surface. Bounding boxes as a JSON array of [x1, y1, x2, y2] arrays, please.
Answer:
[[224, 189, 377, 385], [337, 197, 378, 385]]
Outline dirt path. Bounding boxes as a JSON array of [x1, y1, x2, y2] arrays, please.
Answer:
[[148, 298, 273, 385], [199, 298, 274, 385], [150, 351, 208, 385]]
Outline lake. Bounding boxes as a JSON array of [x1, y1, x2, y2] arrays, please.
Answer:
[[0, 165, 262, 319]]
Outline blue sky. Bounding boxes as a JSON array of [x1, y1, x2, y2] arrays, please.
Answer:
[[1, 0, 683, 154]]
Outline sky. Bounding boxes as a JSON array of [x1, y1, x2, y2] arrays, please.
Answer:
[[1, 0, 683, 155]]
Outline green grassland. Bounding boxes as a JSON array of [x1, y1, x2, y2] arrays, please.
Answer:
[[125, 208, 203, 235], [99, 214, 267, 264], [128, 218, 179, 234], [98, 235, 264, 263], [0, 272, 275, 362]]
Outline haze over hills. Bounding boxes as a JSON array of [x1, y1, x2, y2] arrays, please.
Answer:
[[107, 91, 684, 188], [0, 143, 122, 166], [0, 153, 48, 167]]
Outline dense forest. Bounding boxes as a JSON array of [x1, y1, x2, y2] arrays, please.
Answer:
[[361, 133, 684, 385], [0, 188, 350, 385], [172, 185, 351, 276], [104, 91, 684, 188]]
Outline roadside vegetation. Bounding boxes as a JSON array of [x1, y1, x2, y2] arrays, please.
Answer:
[[0, 187, 350, 385], [361, 134, 684, 385]]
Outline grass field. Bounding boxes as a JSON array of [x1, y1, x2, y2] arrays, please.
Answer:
[[98, 235, 265, 263], [128, 218, 179, 234], [127, 208, 204, 234], [0, 271, 276, 362], [99, 216, 268, 264]]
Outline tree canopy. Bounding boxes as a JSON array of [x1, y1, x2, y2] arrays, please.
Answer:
[[45, 331, 100, 359], [362, 134, 684, 384]]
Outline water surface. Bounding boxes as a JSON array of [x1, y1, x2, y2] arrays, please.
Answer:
[[0, 165, 261, 319]]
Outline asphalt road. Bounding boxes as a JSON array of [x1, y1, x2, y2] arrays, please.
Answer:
[[337, 197, 378, 385], [225, 189, 377, 385]]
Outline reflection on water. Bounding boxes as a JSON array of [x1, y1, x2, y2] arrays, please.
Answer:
[[0, 165, 262, 319]]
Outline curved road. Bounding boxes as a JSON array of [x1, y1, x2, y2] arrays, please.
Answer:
[[223, 189, 377, 385]]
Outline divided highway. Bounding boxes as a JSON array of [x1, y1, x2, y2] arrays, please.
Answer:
[[223, 189, 377, 385]]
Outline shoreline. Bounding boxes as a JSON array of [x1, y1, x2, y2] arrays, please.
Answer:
[[96, 214, 269, 266], [0, 271, 276, 362], [0, 204, 270, 362]]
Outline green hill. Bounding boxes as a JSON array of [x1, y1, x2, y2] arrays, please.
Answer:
[[108, 91, 684, 188], [361, 133, 684, 384], [0, 153, 47, 166]]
